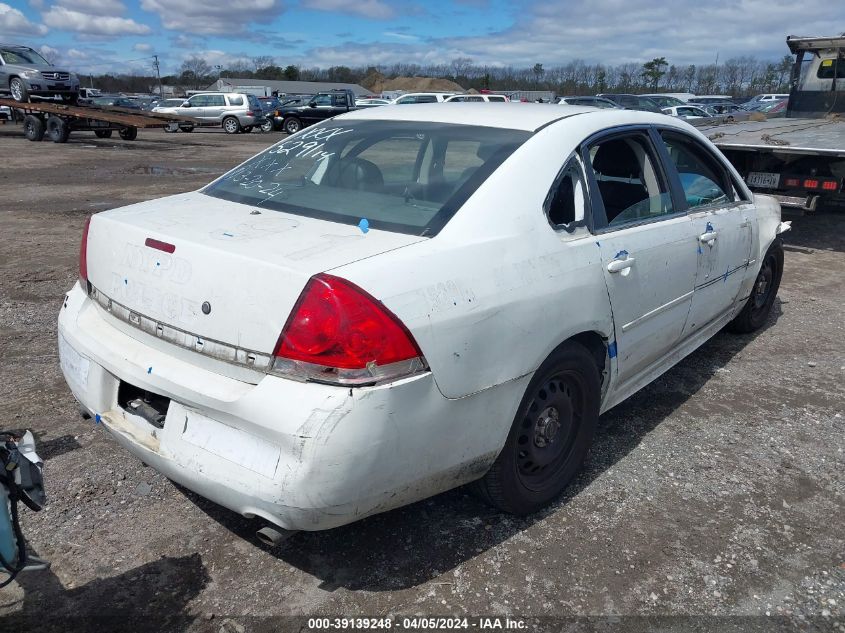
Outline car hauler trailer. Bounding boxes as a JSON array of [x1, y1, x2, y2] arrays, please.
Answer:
[[697, 35, 845, 213], [0, 97, 204, 143]]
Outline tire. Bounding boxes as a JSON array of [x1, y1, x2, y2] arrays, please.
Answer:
[[241, 125, 253, 133], [223, 116, 241, 134], [260, 120, 274, 133], [9, 77, 29, 103], [94, 130, 113, 138], [164, 123, 177, 133], [23, 115, 45, 142], [61, 93, 79, 105], [727, 241, 784, 334], [119, 127, 138, 141], [475, 341, 601, 515], [180, 125, 194, 133], [283, 117, 302, 134], [46, 115, 70, 143]]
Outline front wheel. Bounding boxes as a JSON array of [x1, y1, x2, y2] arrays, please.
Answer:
[[9, 77, 29, 103], [283, 117, 302, 134], [727, 241, 784, 334], [260, 120, 274, 133], [222, 116, 241, 134], [475, 341, 601, 515], [23, 115, 45, 141], [94, 130, 113, 138]]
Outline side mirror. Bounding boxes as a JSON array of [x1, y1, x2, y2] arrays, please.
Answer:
[[181, 101, 191, 107], [309, 102, 317, 108]]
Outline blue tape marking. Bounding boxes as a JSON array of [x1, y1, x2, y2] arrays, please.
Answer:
[[147, 366, 152, 374], [723, 267, 729, 282], [697, 245, 703, 255], [156, 262, 160, 267], [94, 414, 101, 424], [223, 232, 234, 237], [124, 278, 128, 285], [706, 221, 714, 233], [608, 342, 617, 359], [358, 218, 369, 234], [614, 249, 628, 259], [595, 241, 601, 247]]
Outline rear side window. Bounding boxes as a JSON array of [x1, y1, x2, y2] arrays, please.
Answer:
[[207, 95, 225, 106], [659, 132, 732, 208], [227, 95, 244, 106], [415, 95, 437, 103], [585, 134, 675, 229], [203, 120, 530, 236], [488, 96, 506, 102]]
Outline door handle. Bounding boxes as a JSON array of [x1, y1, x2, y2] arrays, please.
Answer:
[[607, 257, 635, 273], [699, 231, 718, 244]]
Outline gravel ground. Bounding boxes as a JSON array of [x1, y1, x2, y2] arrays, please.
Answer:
[[0, 123, 842, 632]]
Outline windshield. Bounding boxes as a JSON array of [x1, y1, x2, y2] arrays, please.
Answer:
[[0, 47, 51, 66], [203, 120, 530, 236]]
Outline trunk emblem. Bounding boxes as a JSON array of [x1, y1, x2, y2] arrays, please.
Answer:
[[201, 302, 211, 315]]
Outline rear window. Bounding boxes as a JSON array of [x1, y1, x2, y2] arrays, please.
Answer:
[[203, 120, 530, 236]]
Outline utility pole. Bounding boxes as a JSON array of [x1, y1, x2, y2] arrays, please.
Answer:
[[153, 54, 163, 97]]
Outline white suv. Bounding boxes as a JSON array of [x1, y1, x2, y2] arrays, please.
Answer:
[[391, 92, 455, 104], [445, 94, 509, 102]]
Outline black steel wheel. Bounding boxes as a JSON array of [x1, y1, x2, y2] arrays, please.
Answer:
[[94, 130, 113, 138], [475, 341, 601, 514], [46, 115, 70, 143], [119, 126, 138, 141], [728, 241, 784, 334], [23, 115, 45, 142]]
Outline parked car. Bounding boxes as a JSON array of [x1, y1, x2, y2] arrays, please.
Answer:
[[0, 43, 79, 103], [445, 94, 509, 102], [0, 104, 10, 120], [743, 93, 789, 108], [689, 95, 734, 105], [642, 92, 696, 104], [58, 104, 787, 532], [151, 98, 186, 112], [90, 96, 142, 110], [257, 96, 285, 132], [640, 95, 686, 108], [661, 104, 714, 119], [597, 93, 663, 112], [558, 96, 621, 109], [391, 92, 455, 104], [171, 92, 265, 134], [278, 89, 358, 134], [758, 99, 789, 118], [354, 98, 391, 108]]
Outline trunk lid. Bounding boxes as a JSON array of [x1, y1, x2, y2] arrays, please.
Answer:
[[85, 191, 425, 355]]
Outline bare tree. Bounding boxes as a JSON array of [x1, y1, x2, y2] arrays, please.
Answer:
[[180, 57, 211, 89], [451, 57, 473, 78], [252, 55, 275, 71]]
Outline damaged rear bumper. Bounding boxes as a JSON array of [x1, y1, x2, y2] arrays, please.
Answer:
[[57, 282, 523, 531]]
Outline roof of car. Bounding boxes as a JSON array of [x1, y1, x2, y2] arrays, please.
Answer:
[[337, 102, 671, 132]]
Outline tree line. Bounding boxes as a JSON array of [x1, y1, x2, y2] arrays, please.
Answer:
[[88, 54, 796, 97]]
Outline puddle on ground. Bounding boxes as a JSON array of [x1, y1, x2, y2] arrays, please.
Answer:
[[127, 165, 218, 176]]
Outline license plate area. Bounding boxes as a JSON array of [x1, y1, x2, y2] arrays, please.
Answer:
[[747, 171, 780, 188], [117, 381, 171, 429]]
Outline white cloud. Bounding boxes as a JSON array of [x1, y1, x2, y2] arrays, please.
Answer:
[[383, 31, 419, 41], [133, 42, 152, 52], [302, 0, 394, 20], [140, 0, 284, 35], [42, 6, 151, 35], [55, 0, 126, 14], [0, 2, 48, 35]]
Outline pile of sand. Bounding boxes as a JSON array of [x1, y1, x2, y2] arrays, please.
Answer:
[[364, 76, 465, 94]]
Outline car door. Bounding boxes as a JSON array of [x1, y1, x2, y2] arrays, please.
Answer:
[[303, 94, 332, 124], [582, 129, 699, 386], [655, 129, 753, 337], [183, 94, 208, 120], [204, 94, 227, 122]]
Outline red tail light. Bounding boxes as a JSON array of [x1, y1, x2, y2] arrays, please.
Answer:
[[272, 274, 427, 385], [804, 179, 819, 189], [79, 216, 91, 283], [822, 180, 838, 191]]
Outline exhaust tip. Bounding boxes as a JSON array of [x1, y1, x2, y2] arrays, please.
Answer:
[[256, 526, 297, 547]]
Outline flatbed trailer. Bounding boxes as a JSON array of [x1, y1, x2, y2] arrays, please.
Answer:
[[693, 35, 845, 213], [0, 98, 204, 143]]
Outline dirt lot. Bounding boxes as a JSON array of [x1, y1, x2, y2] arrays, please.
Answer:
[[0, 123, 842, 632]]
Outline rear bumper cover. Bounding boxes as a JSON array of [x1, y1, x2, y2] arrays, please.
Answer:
[[57, 282, 520, 530]]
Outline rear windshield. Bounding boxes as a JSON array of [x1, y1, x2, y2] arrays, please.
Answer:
[[203, 120, 530, 236]]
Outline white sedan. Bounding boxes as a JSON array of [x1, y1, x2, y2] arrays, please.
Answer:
[[58, 104, 788, 532]]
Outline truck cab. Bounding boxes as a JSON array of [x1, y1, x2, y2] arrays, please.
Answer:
[[787, 35, 845, 118], [279, 89, 358, 134]]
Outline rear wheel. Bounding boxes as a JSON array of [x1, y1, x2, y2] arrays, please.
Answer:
[[9, 77, 29, 103], [23, 115, 45, 141], [223, 116, 241, 134], [180, 125, 194, 133], [727, 241, 784, 333], [475, 341, 601, 515], [94, 129, 113, 138], [46, 115, 70, 143], [119, 126, 138, 141], [283, 117, 302, 134], [260, 120, 274, 133]]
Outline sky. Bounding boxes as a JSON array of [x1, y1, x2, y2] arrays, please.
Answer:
[[0, 0, 839, 76]]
